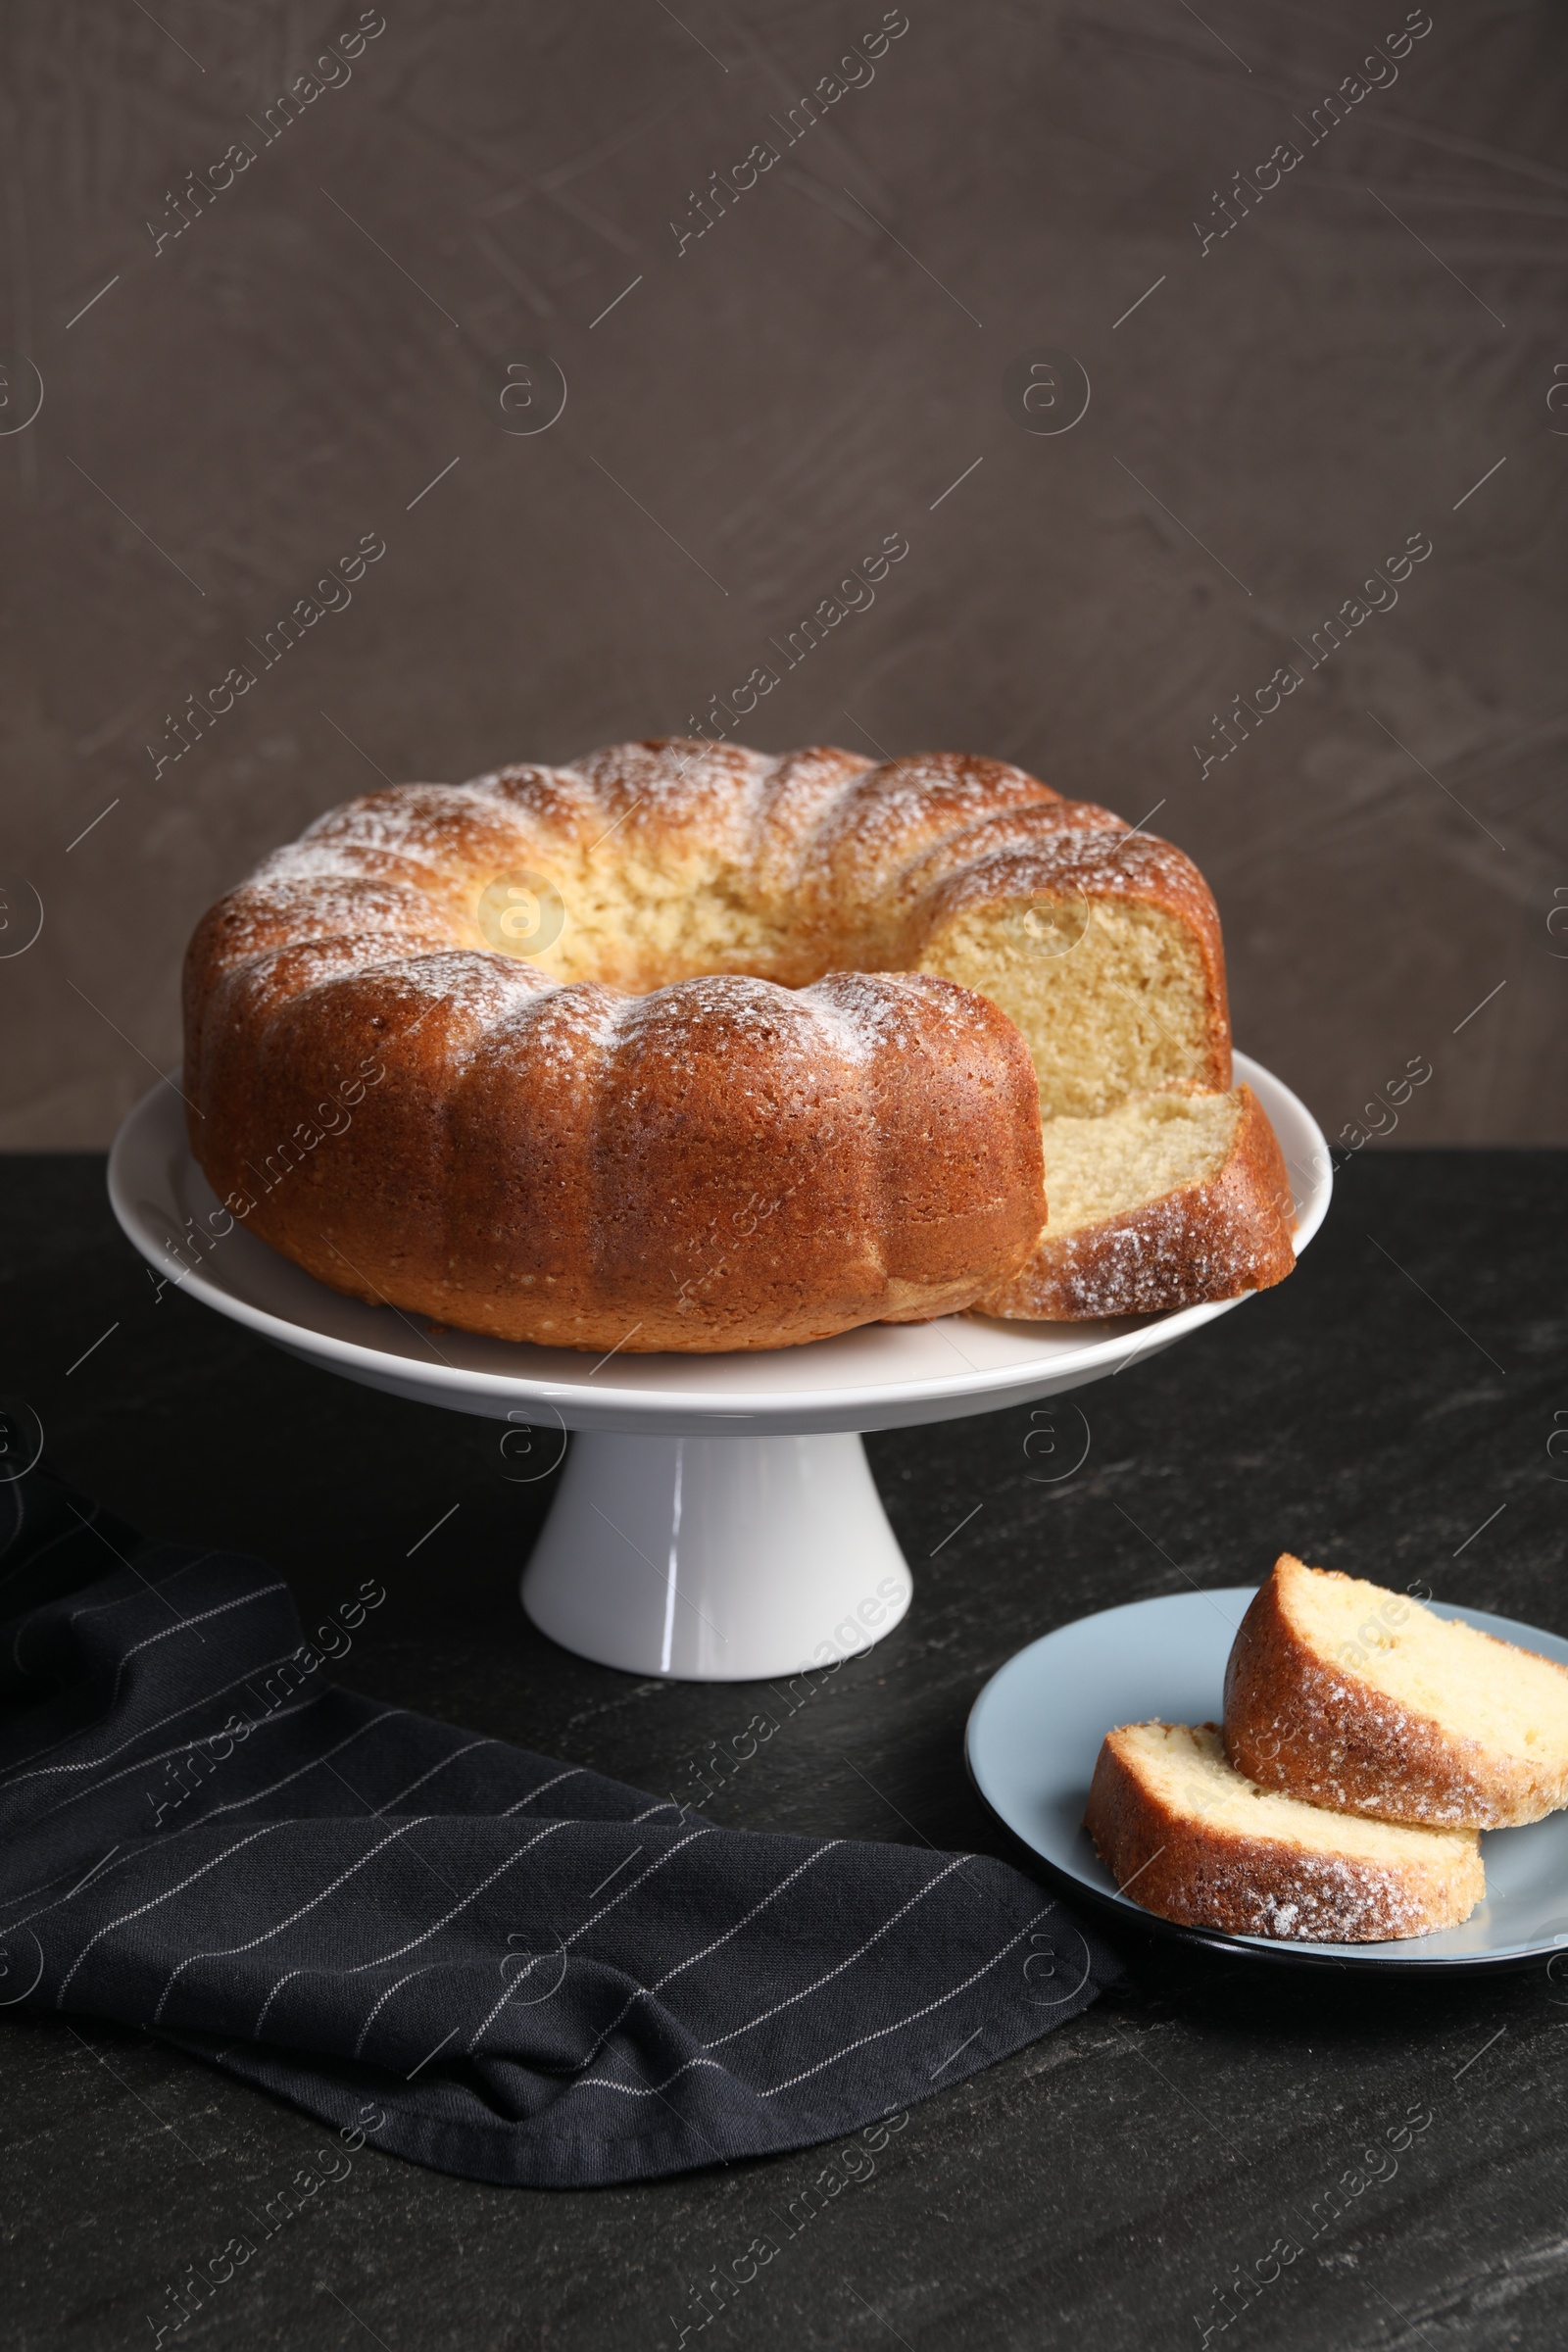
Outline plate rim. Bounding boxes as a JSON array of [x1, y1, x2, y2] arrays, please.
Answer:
[[964, 1586, 1568, 1975]]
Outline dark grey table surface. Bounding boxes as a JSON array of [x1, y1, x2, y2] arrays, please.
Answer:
[[2, 1149, 1564, 2352]]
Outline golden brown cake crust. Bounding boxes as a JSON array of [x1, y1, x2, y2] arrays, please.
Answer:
[[183, 956, 1047, 1353], [1224, 1557, 1568, 1829], [977, 1085, 1296, 1321], [1084, 1724, 1485, 1942]]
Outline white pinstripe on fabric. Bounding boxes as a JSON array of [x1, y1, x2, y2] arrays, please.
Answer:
[[55, 1822, 287, 2000], [703, 1855, 970, 2049], [498, 1766, 586, 1814], [16, 1693, 329, 1838], [371, 1738, 497, 1815], [755, 1907, 1052, 2097], [0, 1708, 396, 1946], [561, 1848, 966, 2096], [3, 1520, 202, 1673], [194, 1711, 402, 1824], [466, 1826, 716, 2051], [572, 2060, 728, 2098], [477, 1838, 846, 2080], [68, 1584, 288, 1725], [0, 1629, 302, 1794], [217, 1818, 579, 2035], [151, 1818, 430, 2022], [351, 1962, 446, 2056], [51, 1758, 713, 2052], [570, 1904, 1053, 2102], [395, 1792, 696, 2068], [46, 1553, 218, 1630], [253, 1967, 304, 2035]]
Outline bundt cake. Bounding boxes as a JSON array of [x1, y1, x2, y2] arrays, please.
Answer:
[[181, 737, 1290, 1352]]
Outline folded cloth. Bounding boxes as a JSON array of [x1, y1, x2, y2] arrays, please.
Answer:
[[0, 1462, 1117, 2187]]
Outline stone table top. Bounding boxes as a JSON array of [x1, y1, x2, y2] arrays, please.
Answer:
[[1, 1149, 1561, 2352]]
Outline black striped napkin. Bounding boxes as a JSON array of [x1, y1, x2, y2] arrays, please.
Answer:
[[0, 1462, 1116, 2186]]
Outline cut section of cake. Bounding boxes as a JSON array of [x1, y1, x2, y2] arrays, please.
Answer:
[[1224, 1555, 1568, 1829], [1085, 1721, 1484, 1942], [976, 1085, 1296, 1321]]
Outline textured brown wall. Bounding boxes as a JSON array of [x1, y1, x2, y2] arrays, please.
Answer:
[[1, 0, 1563, 1148]]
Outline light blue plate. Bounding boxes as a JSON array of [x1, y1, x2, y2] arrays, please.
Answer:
[[965, 1588, 1568, 1972]]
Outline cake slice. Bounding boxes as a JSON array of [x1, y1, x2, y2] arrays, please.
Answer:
[[1085, 1721, 1483, 1942], [974, 1086, 1295, 1322], [1225, 1555, 1568, 1829]]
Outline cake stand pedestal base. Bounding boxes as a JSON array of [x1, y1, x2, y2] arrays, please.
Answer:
[[109, 1054, 1330, 1687], [518, 1431, 912, 1681]]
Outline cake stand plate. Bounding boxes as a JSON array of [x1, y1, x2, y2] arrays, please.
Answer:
[[107, 1054, 1331, 1683]]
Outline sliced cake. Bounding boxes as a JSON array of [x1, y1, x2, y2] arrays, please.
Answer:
[[1085, 1721, 1483, 1942], [1224, 1555, 1568, 1829], [976, 1085, 1295, 1322]]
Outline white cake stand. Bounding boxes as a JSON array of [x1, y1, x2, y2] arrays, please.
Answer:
[[108, 1054, 1330, 1684]]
